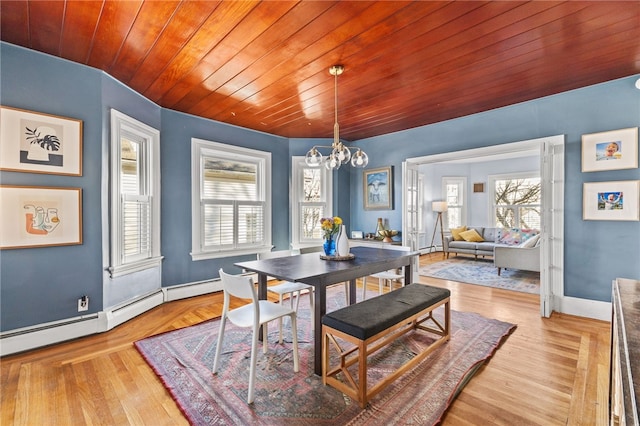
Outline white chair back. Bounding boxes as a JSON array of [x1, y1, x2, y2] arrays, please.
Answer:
[[219, 268, 256, 301], [258, 249, 294, 259]]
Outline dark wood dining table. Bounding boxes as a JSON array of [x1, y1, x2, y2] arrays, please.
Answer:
[[235, 246, 417, 375]]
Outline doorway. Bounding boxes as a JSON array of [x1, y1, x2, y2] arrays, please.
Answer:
[[402, 136, 564, 317]]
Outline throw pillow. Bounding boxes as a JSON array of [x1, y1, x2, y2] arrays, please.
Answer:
[[460, 229, 484, 242], [497, 228, 519, 245], [519, 233, 540, 248], [451, 226, 467, 241], [499, 228, 539, 245]]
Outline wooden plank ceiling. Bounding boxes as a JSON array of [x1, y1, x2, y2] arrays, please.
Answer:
[[1, 1, 639, 142]]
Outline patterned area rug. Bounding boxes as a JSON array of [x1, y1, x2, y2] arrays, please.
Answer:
[[135, 286, 515, 425], [419, 257, 540, 294]]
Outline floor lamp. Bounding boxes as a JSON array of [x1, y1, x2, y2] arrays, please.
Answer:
[[429, 201, 448, 257]]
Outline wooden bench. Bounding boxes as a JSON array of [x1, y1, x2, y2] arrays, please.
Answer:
[[321, 283, 451, 408]]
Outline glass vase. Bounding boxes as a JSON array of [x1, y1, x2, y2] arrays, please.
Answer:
[[323, 236, 336, 256]]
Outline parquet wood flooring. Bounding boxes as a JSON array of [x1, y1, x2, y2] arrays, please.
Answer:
[[0, 253, 611, 425]]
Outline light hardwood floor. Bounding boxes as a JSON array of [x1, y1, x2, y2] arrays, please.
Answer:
[[1, 253, 611, 425]]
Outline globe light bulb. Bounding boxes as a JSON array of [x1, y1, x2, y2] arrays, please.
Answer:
[[305, 148, 322, 167], [350, 149, 369, 168]]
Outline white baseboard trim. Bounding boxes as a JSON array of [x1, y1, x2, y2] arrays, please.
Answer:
[[557, 295, 611, 321], [0, 314, 103, 356], [163, 278, 222, 302], [0, 278, 222, 357], [105, 290, 165, 330]]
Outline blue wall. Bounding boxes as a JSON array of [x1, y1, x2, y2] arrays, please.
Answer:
[[1, 44, 104, 330], [0, 43, 294, 330], [1, 41, 639, 333], [159, 110, 289, 286], [349, 76, 640, 302]]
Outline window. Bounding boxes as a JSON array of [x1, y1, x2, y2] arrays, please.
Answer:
[[291, 157, 332, 248], [489, 172, 541, 229], [442, 177, 466, 231], [191, 139, 271, 260], [109, 110, 161, 277]]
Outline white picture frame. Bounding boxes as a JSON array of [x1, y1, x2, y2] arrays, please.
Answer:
[[581, 127, 638, 172], [583, 180, 639, 221]]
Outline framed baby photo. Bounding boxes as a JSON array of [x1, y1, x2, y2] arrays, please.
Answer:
[[0, 106, 83, 176], [581, 127, 638, 172], [583, 180, 639, 221]]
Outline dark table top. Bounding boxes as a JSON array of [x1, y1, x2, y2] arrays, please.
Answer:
[[235, 246, 417, 287]]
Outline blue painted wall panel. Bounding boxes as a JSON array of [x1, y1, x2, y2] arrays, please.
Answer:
[[349, 76, 640, 302], [1, 44, 104, 329], [159, 109, 290, 286]]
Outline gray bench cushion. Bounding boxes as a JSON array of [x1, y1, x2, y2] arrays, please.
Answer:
[[322, 284, 450, 340]]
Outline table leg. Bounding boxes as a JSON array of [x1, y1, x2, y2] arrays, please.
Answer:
[[404, 258, 413, 285], [348, 279, 357, 304], [258, 273, 267, 341], [313, 285, 326, 376]]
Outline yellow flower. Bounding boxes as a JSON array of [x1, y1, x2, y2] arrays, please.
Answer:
[[320, 216, 342, 239]]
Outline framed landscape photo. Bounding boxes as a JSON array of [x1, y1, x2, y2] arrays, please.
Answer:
[[0, 106, 83, 176], [583, 180, 639, 221], [0, 186, 83, 249], [581, 127, 638, 172], [363, 166, 393, 210]]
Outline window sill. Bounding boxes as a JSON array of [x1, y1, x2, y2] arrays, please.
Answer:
[[190, 246, 270, 261], [108, 256, 164, 278]]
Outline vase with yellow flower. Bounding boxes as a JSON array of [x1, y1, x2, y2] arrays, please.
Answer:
[[320, 216, 342, 256]]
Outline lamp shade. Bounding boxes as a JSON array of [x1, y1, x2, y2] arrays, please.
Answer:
[[432, 201, 448, 212]]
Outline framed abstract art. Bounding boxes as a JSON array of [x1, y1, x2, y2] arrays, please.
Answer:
[[0, 186, 83, 249], [363, 166, 393, 210], [0, 106, 83, 176]]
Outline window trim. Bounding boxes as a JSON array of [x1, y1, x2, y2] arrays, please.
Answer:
[[441, 176, 467, 231], [191, 138, 272, 260], [291, 156, 333, 249], [488, 171, 541, 228], [109, 109, 162, 278]]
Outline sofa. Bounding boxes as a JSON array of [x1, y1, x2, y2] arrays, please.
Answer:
[[443, 226, 541, 274], [494, 244, 540, 276]]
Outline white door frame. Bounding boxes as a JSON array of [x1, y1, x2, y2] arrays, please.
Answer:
[[403, 135, 565, 317]]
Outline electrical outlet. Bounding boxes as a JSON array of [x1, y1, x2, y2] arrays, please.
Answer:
[[77, 296, 89, 312]]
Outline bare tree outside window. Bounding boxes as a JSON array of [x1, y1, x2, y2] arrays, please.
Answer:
[[301, 169, 324, 239], [493, 177, 541, 229]]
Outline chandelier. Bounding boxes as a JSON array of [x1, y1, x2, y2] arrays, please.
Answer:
[[305, 65, 369, 170]]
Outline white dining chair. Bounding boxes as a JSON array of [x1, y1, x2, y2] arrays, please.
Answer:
[[362, 245, 412, 299], [299, 246, 350, 304], [258, 250, 314, 341], [213, 268, 299, 404]]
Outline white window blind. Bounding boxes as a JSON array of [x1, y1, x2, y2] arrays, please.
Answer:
[[109, 109, 161, 278], [291, 157, 332, 248], [191, 138, 271, 259]]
